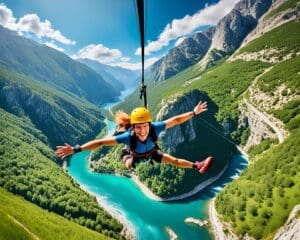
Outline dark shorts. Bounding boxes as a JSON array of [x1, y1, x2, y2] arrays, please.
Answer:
[[121, 147, 164, 167]]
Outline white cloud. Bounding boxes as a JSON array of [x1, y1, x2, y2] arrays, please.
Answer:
[[109, 57, 159, 71], [174, 37, 186, 47], [76, 44, 122, 63], [0, 3, 75, 45], [137, 0, 239, 55], [0, 3, 16, 29], [45, 41, 64, 52], [17, 14, 75, 45], [75, 43, 159, 70]]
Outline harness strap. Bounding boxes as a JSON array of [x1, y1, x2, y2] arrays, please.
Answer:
[[130, 146, 159, 159], [129, 123, 158, 151]]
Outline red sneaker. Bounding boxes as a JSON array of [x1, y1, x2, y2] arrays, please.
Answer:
[[195, 156, 213, 174]]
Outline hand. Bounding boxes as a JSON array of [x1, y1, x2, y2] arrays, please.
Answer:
[[193, 101, 208, 115], [55, 143, 74, 159]]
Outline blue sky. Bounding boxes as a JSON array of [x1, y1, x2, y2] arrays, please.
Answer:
[[0, 0, 239, 70]]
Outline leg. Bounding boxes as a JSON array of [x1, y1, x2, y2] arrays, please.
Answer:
[[162, 153, 213, 174], [161, 153, 194, 168]]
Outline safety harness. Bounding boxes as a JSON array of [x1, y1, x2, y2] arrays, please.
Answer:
[[114, 124, 159, 160]]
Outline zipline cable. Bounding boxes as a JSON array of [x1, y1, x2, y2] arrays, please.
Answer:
[[198, 117, 238, 146], [136, 0, 147, 108]]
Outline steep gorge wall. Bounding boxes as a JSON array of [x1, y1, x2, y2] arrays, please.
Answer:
[[156, 90, 201, 153], [238, 100, 277, 151]]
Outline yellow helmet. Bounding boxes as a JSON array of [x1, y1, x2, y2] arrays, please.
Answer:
[[130, 107, 152, 124]]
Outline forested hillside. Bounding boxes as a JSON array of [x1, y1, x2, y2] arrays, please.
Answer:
[[0, 188, 112, 240], [0, 7, 131, 238], [0, 109, 124, 239], [0, 66, 105, 148], [214, 13, 300, 240]]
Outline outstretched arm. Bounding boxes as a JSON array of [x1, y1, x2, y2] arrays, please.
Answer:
[[165, 101, 207, 129], [55, 137, 118, 159]]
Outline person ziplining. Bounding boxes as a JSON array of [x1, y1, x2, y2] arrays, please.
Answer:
[[55, 0, 212, 173], [55, 102, 213, 173]]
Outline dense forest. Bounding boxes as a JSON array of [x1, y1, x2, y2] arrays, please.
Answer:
[[0, 98, 124, 238]]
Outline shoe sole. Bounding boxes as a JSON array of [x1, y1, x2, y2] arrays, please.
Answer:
[[199, 156, 213, 174]]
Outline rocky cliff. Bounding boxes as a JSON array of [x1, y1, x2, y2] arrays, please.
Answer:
[[241, 0, 300, 48], [209, 0, 272, 53], [156, 91, 202, 153], [151, 28, 213, 82], [150, 0, 273, 81], [274, 204, 300, 240], [238, 101, 277, 151]]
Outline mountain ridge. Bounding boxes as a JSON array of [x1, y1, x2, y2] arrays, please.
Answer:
[[79, 58, 140, 88], [150, 0, 273, 81], [0, 25, 120, 105]]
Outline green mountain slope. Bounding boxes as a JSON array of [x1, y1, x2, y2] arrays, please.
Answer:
[[264, 0, 299, 20], [216, 129, 300, 239], [214, 18, 300, 239], [0, 187, 112, 240], [0, 25, 119, 105], [237, 20, 300, 57], [0, 66, 105, 147], [0, 109, 124, 239]]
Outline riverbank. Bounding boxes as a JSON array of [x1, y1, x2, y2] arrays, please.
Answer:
[[72, 176, 135, 240], [96, 196, 135, 240], [208, 198, 255, 240], [208, 198, 228, 240], [131, 163, 229, 202]]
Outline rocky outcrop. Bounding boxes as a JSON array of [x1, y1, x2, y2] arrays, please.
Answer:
[[209, 0, 272, 53], [238, 100, 277, 151], [150, 28, 213, 82], [198, 0, 273, 68], [274, 204, 300, 240], [241, 0, 300, 48], [156, 90, 206, 153]]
